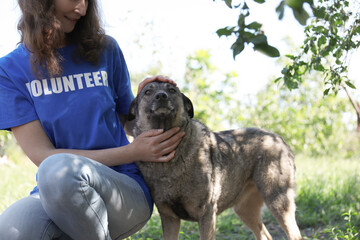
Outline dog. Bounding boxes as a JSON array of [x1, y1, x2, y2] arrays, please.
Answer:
[[128, 81, 302, 240]]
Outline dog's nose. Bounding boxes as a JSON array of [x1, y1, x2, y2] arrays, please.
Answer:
[[155, 92, 168, 101]]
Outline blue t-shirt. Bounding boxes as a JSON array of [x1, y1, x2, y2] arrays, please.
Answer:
[[0, 36, 153, 211]]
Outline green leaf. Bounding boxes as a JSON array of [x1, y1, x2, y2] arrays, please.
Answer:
[[216, 27, 235, 37], [314, 6, 326, 19], [225, 0, 232, 8], [310, 44, 317, 55], [253, 0, 265, 3], [313, 63, 325, 71], [242, 2, 249, 10], [274, 77, 282, 83], [276, 1, 286, 20], [231, 40, 245, 59], [246, 21, 262, 30], [290, 4, 310, 25], [345, 81, 356, 89], [303, 44, 310, 53], [253, 43, 280, 57], [249, 34, 268, 45], [285, 54, 296, 60], [285, 0, 303, 9], [317, 36, 327, 47]]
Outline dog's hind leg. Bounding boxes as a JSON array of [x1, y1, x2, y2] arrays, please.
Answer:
[[263, 188, 302, 240], [160, 215, 181, 240], [253, 159, 302, 240], [233, 181, 272, 240]]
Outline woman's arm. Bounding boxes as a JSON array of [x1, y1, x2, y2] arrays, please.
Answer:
[[12, 120, 184, 167]]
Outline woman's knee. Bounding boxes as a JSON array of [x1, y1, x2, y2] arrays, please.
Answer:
[[37, 153, 85, 200]]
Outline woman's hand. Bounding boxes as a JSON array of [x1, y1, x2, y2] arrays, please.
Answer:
[[132, 76, 183, 163], [137, 75, 177, 94], [130, 127, 185, 163]]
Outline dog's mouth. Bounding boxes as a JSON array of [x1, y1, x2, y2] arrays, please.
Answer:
[[147, 103, 177, 131], [149, 106, 175, 118]]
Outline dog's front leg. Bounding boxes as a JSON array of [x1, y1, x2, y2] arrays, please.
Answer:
[[160, 214, 181, 240], [198, 207, 217, 240]]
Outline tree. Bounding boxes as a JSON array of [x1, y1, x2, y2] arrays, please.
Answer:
[[215, 0, 314, 58], [279, 0, 360, 92], [278, 0, 360, 131], [237, 76, 357, 156], [215, 0, 360, 131], [180, 49, 358, 157], [182, 49, 239, 131], [215, 0, 359, 90]]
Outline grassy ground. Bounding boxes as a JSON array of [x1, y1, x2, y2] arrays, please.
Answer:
[[0, 155, 37, 212], [1, 154, 359, 239], [127, 155, 360, 240]]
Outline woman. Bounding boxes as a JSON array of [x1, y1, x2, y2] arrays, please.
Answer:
[[0, 0, 184, 239]]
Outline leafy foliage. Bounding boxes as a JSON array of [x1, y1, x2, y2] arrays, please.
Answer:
[[328, 210, 359, 240], [237, 78, 356, 156], [181, 49, 239, 131], [215, 0, 360, 93], [279, 0, 360, 93], [214, 0, 314, 58], [178, 50, 358, 157]]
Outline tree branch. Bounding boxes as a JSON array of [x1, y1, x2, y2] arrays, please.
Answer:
[[342, 83, 360, 131]]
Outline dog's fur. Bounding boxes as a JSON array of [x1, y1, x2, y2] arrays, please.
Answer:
[[128, 82, 302, 240]]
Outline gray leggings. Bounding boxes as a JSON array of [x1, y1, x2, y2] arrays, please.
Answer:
[[0, 153, 151, 240]]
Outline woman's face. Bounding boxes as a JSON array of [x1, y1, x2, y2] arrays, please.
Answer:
[[54, 0, 88, 33]]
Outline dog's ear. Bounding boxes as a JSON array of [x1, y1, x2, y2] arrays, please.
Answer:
[[127, 97, 138, 121], [182, 93, 194, 118]]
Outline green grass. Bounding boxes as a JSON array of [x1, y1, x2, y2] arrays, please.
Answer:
[[1, 154, 359, 239], [295, 156, 360, 227], [0, 156, 37, 212]]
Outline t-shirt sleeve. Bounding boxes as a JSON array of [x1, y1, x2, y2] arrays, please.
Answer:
[[109, 38, 134, 115], [0, 71, 38, 130]]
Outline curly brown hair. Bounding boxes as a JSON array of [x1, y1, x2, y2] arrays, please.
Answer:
[[17, 0, 106, 77]]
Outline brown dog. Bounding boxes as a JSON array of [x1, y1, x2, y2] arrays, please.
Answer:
[[128, 82, 302, 240]]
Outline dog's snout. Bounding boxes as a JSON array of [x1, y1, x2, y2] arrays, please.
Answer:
[[155, 92, 168, 101]]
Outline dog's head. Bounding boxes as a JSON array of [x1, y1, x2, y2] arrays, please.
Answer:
[[128, 82, 194, 135]]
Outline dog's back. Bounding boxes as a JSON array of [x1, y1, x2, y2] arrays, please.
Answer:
[[187, 126, 296, 214]]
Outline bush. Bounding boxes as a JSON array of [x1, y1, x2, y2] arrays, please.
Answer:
[[233, 78, 358, 157], [0, 131, 11, 157]]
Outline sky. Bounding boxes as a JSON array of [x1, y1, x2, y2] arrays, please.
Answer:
[[1, 0, 359, 98]]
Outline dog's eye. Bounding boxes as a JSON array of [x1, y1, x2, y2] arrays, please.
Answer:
[[169, 88, 176, 93], [145, 90, 152, 95]]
